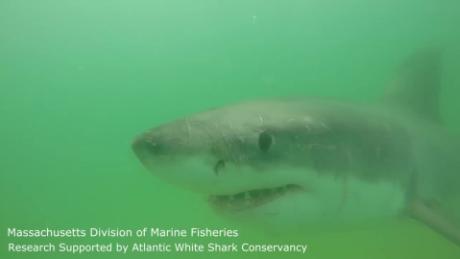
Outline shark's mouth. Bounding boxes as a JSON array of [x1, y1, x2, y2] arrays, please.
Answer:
[[208, 184, 304, 212]]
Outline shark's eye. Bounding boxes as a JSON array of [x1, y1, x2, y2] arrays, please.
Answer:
[[258, 131, 272, 152], [214, 159, 225, 175]]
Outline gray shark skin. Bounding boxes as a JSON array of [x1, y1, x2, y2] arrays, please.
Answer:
[[132, 51, 460, 244]]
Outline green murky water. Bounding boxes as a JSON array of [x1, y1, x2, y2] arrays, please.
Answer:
[[1, 1, 460, 258]]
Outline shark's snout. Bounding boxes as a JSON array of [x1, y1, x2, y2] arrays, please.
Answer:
[[131, 134, 160, 165]]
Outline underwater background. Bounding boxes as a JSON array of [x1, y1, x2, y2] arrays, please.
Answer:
[[1, 0, 460, 258]]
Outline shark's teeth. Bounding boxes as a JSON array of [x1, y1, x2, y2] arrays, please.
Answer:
[[208, 184, 304, 212]]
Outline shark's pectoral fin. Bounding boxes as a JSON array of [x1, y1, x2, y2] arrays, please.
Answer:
[[405, 169, 460, 245], [408, 199, 460, 245]]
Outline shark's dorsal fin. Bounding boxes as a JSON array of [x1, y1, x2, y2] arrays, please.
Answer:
[[383, 50, 442, 122]]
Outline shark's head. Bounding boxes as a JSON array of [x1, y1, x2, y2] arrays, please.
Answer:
[[132, 101, 313, 195], [132, 100, 408, 227]]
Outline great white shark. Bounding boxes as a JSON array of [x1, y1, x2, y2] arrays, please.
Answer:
[[132, 51, 460, 244]]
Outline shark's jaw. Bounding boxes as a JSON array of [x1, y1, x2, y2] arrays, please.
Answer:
[[131, 138, 312, 213], [132, 135, 317, 216], [208, 184, 305, 212]]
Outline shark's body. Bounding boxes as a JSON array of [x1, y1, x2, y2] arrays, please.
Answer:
[[132, 51, 460, 243]]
